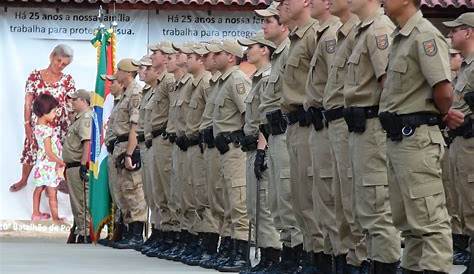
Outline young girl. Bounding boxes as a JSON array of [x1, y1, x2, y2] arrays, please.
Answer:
[[31, 93, 65, 222]]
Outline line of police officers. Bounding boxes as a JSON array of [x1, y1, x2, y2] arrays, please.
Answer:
[[61, 0, 474, 272]]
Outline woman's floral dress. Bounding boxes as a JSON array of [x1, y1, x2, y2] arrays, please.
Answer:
[[31, 125, 62, 187], [20, 70, 75, 165]]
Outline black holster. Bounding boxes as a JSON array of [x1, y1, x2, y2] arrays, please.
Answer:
[[115, 148, 141, 171], [168, 133, 177, 143], [343, 107, 367, 133], [259, 124, 270, 141], [145, 139, 152, 149], [379, 112, 403, 142], [202, 126, 215, 148], [307, 107, 325, 131], [240, 135, 258, 152], [215, 134, 230, 155], [176, 135, 189, 151], [266, 109, 287, 135], [287, 106, 310, 127], [106, 139, 116, 154]]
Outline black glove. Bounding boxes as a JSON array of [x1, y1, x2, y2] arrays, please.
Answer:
[[79, 165, 89, 182], [254, 149, 267, 180]]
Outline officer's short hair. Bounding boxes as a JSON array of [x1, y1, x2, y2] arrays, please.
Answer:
[[51, 44, 74, 61]]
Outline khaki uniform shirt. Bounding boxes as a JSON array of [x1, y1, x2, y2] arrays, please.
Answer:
[[111, 80, 141, 137], [175, 73, 194, 137], [344, 9, 395, 107], [145, 72, 175, 139], [138, 85, 152, 135], [105, 95, 122, 144], [380, 11, 451, 114], [452, 54, 474, 116], [323, 15, 360, 110], [259, 38, 290, 123], [200, 72, 222, 131], [244, 64, 271, 137], [186, 71, 212, 139], [281, 18, 319, 113], [62, 109, 93, 163], [305, 16, 341, 109], [212, 66, 251, 136]]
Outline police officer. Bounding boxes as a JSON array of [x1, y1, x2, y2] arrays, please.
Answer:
[[181, 44, 221, 266], [381, 1, 463, 271], [207, 39, 251, 272], [199, 42, 230, 269], [255, 3, 305, 272], [143, 42, 177, 257], [110, 58, 147, 250], [276, 0, 324, 270], [343, 0, 400, 271], [304, 0, 341, 271], [63, 89, 92, 244], [238, 32, 282, 273], [322, 0, 368, 271], [133, 55, 162, 253], [444, 12, 474, 273]]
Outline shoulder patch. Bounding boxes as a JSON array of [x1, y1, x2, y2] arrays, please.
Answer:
[[375, 34, 389, 50], [131, 97, 140, 108], [423, 39, 437, 57], [236, 83, 246, 95], [325, 39, 336, 54]]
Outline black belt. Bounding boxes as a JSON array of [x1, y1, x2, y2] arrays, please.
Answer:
[[323, 107, 344, 123], [152, 128, 166, 139], [287, 105, 310, 127], [265, 109, 288, 135], [240, 134, 258, 152], [168, 132, 177, 143], [379, 112, 441, 142], [65, 162, 81, 169], [188, 135, 201, 147], [350, 106, 379, 119], [449, 117, 473, 139], [115, 135, 129, 144], [137, 133, 145, 143]]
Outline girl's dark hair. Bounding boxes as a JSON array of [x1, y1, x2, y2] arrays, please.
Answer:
[[33, 93, 59, 117]]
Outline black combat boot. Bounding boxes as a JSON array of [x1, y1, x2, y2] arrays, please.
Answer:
[[76, 235, 91, 244], [345, 260, 370, 274], [199, 234, 225, 268], [207, 236, 233, 269], [453, 234, 471, 266], [114, 221, 144, 250], [178, 232, 201, 263], [422, 271, 447, 274], [146, 231, 175, 257], [260, 244, 302, 274], [240, 247, 281, 274], [294, 251, 322, 274], [370, 260, 399, 274], [401, 269, 423, 274], [218, 239, 249, 272], [334, 254, 347, 274], [182, 232, 206, 265], [161, 230, 188, 260], [317, 253, 333, 274], [199, 236, 230, 269], [138, 227, 159, 252]]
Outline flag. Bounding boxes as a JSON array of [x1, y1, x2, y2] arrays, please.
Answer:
[[89, 26, 116, 241]]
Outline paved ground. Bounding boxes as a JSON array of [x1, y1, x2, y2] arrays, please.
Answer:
[[0, 236, 467, 274]]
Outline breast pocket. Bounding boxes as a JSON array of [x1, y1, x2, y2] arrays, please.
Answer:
[[347, 51, 363, 86], [267, 73, 280, 94], [117, 105, 130, 123], [387, 58, 408, 94], [189, 99, 198, 109], [285, 56, 300, 83], [334, 56, 347, 84]]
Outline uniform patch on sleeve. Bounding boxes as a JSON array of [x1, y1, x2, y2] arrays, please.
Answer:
[[84, 119, 91, 128], [236, 83, 246, 95], [325, 39, 336, 54], [423, 39, 437, 57], [131, 97, 140, 108], [375, 34, 389, 50]]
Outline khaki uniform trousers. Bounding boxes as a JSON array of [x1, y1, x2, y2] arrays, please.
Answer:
[[108, 152, 126, 223], [387, 125, 452, 272], [349, 119, 400, 263], [167, 143, 182, 232], [188, 145, 219, 234], [449, 136, 474, 236], [66, 166, 90, 236], [267, 133, 303, 248], [444, 144, 463, 235], [204, 146, 231, 236], [219, 145, 249, 240], [112, 142, 147, 224], [308, 128, 338, 255], [286, 124, 324, 252], [327, 118, 367, 266], [140, 142, 160, 226], [177, 146, 197, 233], [246, 150, 281, 249]]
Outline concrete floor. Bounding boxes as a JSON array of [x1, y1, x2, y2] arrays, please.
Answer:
[[0, 237, 467, 274]]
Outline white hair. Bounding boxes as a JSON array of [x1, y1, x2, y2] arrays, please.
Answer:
[[51, 44, 74, 61]]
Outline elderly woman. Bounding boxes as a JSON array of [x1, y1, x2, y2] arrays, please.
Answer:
[[9, 44, 76, 193]]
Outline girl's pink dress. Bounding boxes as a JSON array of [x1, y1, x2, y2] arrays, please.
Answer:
[[31, 124, 63, 188]]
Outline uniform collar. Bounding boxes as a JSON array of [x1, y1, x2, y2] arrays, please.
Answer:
[[290, 18, 318, 39], [317, 15, 340, 34], [192, 71, 211, 87], [274, 38, 290, 56], [358, 8, 384, 30], [124, 79, 138, 97], [464, 53, 474, 65], [253, 63, 271, 79], [337, 14, 360, 40], [142, 84, 152, 92], [220, 66, 239, 81], [157, 70, 167, 83], [211, 71, 222, 83], [179, 73, 192, 85], [393, 10, 423, 38]]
